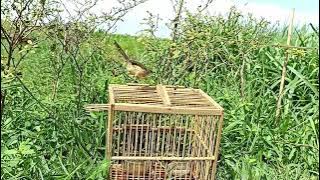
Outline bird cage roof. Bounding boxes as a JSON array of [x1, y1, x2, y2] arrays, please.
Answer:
[[108, 84, 223, 115]]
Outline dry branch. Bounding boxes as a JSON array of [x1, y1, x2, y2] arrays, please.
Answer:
[[276, 9, 295, 120]]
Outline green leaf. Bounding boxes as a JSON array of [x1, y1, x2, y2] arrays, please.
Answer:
[[4, 149, 18, 155], [287, 65, 319, 97], [288, 148, 296, 160], [172, 50, 180, 59], [18, 143, 35, 155], [21, 149, 35, 155]]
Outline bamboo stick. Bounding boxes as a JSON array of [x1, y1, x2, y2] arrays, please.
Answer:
[[211, 112, 224, 179], [106, 104, 115, 160], [171, 115, 180, 156], [134, 112, 139, 156], [128, 112, 133, 156], [156, 114, 161, 155], [166, 115, 175, 155], [139, 113, 144, 156], [273, 44, 318, 50], [122, 112, 128, 156], [145, 114, 150, 156], [160, 114, 167, 157], [150, 114, 156, 156], [276, 9, 295, 119], [156, 84, 171, 105], [116, 112, 122, 156], [85, 103, 222, 115], [111, 156, 215, 161], [177, 115, 184, 156]]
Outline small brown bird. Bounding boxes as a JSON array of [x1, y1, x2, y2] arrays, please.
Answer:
[[113, 41, 151, 79], [167, 162, 191, 177]]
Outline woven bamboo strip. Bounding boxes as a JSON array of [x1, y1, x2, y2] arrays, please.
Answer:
[[116, 97, 162, 100], [115, 94, 161, 98], [115, 91, 158, 95], [197, 89, 223, 110]]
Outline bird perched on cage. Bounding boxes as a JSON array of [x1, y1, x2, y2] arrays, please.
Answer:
[[113, 41, 152, 79]]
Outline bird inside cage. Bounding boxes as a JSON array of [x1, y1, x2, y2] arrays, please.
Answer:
[[125, 161, 151, 176], [167, 162, 191, 178], [150, 162, 166, 179]]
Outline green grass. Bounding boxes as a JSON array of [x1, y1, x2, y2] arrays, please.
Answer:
[[1, 8, 319, 179]]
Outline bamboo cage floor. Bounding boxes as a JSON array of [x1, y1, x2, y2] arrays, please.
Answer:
[[110, 163, 197, 180]]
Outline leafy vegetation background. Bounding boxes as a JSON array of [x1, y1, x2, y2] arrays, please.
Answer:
[[1, 2, 319, 180]]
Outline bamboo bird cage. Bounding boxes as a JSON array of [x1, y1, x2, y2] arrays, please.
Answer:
[[85, 83, 224, 180]]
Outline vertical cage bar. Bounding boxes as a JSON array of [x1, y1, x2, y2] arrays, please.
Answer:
[[116, 112, 122, 156], [167, 115, 174, 156], [139, 114, 144, 156], [134, 112, 139, 156], [177, 115, 184, 156], [150, 114, 156, 155], [171, 115, 177, 156], [122, 112, 128, 156], [127, 112, 131, 156], [212, 116, 219, 156], [145, 114, 150, 156], [211, 112, 224, 179], [156, 114, 162, 155], [160, 115, 167, 156], [106, 104, 115, 160], [182, 115, 189, 157], [188, 116, 195, 157], [208, 116, 216, 157], [193, 115, 200, 179]]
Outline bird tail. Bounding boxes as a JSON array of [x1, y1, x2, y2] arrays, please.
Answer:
[[113, 40, 131, 64]]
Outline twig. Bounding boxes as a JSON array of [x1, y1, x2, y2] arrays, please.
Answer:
[[272, 44, 318, 50], [240, 55, 246, 98], [309, 23, 319, 38], [15, 75, 52, 116], [197, 0, 214, 13], [171, 0, 184, 41], [1, 40, 9, 54]]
